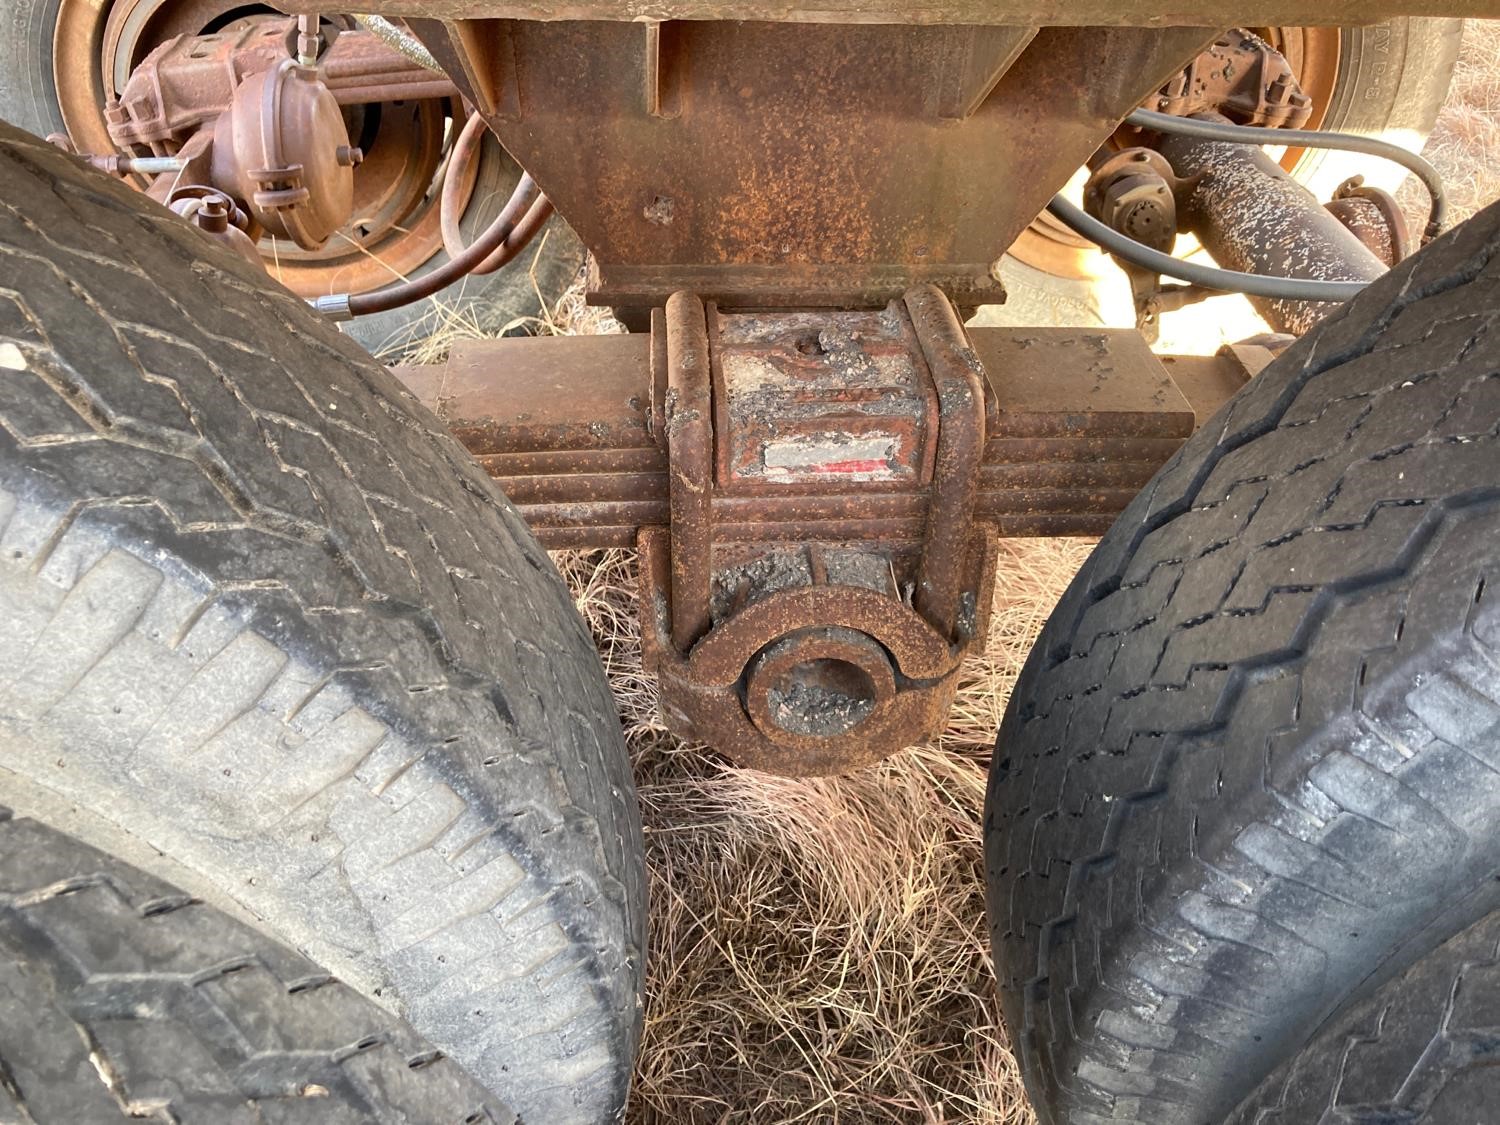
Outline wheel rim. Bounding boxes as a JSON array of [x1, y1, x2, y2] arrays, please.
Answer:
[[1007, 25, 1343, 282], [51, 0, 475, 299]]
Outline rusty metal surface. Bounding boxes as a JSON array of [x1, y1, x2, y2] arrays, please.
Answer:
[[905, 285, 987, 645], [407, 19, 1218, 315], [392, 300, 1229, 775], [398, 332, 656, 452], [971, 328, 1194, 436], [710, 308, 934, 489], [644, 291, 988, 772], [1157, 346, 1266, 425], [743, 627, 897, 743], [475, 289, 1007, 772], [1151, 28, 1311, 128], [637, 531, 964, 774], [627, 291, 1002, 774], [107, 23, 454, 149], [1005, 23, 1343, 284], [393, 323, 1206, 549], [209, 59, 356, 250], [1088, 34, 1383, 341], [168, 189, 263, 266], [1082, 148, 1184, 338], [393, 311, 1245, 772], [298, 1, 1496, 27], [320, 26, 461, 102], [1158, 125, 1388, 334], [664, 293, 716, 652], [1086, 149, 1180, 254], [57, 4, 464, 299], [1326, 178, 1412, 267], [441, 115, 539, 274]]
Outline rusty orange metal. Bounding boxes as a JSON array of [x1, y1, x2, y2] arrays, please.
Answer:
[[392, 297, 1260, 775], [396, 321, 1226, 549], [664, 292, 716, 653], [1156, 124, 1388, 333], [639, 535, 973, 774], [1008, 23, 1341, 281], [52, 2, 468, 298], [408, 18, 1220, 320]]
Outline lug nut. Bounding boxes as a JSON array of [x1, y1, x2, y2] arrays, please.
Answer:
[[335, 145, 364, 167], [194, 198, 230, 233]]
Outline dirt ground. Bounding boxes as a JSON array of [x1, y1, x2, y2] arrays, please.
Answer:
[[396, 23, 1500, 1121]]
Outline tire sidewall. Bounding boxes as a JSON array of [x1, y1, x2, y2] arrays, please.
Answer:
[[986, 201, 1500, 1121], [1293, 17, 1463, 198], [0, 0, 67, 141], [0, 121, 643, 1120]]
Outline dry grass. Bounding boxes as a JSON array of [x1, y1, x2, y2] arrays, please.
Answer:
[[1406, 19, 1500, 224], [554, 540, 1093, 1124], [374, 232, 626, 366], [383, 25, 1500, 1120]]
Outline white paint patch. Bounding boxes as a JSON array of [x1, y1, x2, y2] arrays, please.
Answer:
[[0, 343, 26, 371], [763, 434, 896, 482]]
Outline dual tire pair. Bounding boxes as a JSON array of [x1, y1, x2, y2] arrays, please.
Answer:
[[0, 25, 1496, 1123]]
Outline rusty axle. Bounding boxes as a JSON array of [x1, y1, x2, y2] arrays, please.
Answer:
[[1157, 122, 1390, 334]]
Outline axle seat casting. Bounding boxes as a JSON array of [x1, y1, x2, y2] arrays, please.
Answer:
[[396, 291, 1271, 774], [638, 287, 996, 774]]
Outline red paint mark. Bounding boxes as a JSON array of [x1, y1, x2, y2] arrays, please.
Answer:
[[811, 459, 888, 475]]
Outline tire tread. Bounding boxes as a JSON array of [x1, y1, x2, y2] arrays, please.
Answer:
[[986, 201, 1500, 1122], [0, 124, 642, 1121]]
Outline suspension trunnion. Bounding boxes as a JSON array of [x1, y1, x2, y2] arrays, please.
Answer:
[[396, 293, 1260, 773]]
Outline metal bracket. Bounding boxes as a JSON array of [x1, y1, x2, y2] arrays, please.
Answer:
[[391, 304, 1256, 774], [639, 285, 994, 774], [627, 288, 1002, 774]]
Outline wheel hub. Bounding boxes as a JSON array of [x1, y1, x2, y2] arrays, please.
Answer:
[[52, 0, 469, 298]]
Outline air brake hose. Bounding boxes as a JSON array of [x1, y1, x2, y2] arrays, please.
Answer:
[[440, 111, 541, 276], [1051, 107, 1450, 302], [312, 174, 552, 321]]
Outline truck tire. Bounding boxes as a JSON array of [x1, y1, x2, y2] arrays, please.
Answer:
[[0, 0, 586, 355], [1288, 18, 1463, 201], [1230, 907, 1500, 1123], [0, 121, 643, 1123], [0, 811, 517, 1125], [985, 198, 1500, 1122]]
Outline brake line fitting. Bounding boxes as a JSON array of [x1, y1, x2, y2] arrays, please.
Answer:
[[166, 188, 262, 267], [296, 13, 325, 68]]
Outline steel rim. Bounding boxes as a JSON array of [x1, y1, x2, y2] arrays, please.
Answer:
[[52, 0, 476, 299], [1007, 25, 1343, 282]]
